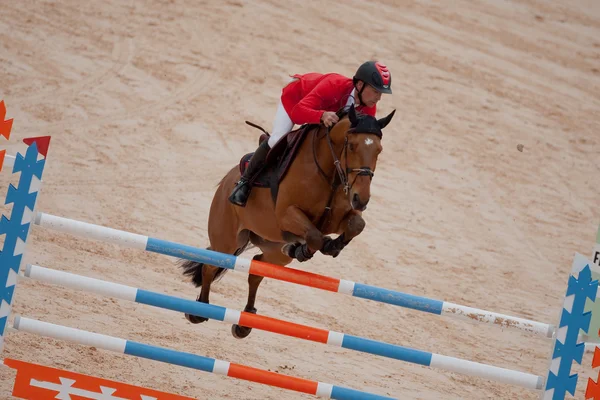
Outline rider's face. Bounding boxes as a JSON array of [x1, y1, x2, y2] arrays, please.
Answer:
[[357, 82, 382, 108]]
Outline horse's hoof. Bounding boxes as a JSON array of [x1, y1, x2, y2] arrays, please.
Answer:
[[185, 313, 208, 324], [321, 248, 341, 258], [295, 244, 314, 262], [231, 324, 252, 339], [282, 243, 298, 258], [320, 236, 338, 257], [282, 243, 313, 261], [320, 236, 346, 258]]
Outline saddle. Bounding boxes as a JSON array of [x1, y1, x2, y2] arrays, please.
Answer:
[[238, 122, 315, 204]]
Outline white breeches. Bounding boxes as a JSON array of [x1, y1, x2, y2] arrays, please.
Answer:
[[268, 99, 295, 147]]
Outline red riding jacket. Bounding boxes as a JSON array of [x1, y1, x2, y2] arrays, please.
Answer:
[[280, 72, 376, 125]]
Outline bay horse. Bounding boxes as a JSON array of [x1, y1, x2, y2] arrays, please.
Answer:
[[180, 104, 395, 338]]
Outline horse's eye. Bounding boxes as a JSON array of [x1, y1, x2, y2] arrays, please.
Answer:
[[349, 143, 356, 152]]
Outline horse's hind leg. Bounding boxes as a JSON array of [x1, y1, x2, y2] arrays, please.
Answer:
[[183, 247, 223, 324], [232, 244, 292, 339], [185, 231, 250, 324], [183, 171, 248, 324]]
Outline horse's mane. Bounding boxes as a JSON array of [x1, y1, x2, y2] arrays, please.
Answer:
[[286, 105, 371, 139], [335, 105, 367, 121], [336, 105, 384, 138]]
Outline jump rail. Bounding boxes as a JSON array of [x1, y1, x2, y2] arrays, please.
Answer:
[[22, 263, 544, 391], [33, 212, 556, 338], [12, 316, 394, 400]]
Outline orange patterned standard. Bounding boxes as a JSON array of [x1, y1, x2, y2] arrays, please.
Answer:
[[3, 358, 195, 400], [0, 100, 13, 140], [586, 332, 600, 399], [0, 99, 12, 173]]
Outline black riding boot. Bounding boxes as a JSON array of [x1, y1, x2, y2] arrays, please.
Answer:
[[228, 140, 271, 207]]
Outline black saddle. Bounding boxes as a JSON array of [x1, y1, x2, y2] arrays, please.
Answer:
[[238, 122, 314, 204]]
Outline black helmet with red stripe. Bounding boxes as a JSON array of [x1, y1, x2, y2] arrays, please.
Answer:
[[353, 61, 392, 94]]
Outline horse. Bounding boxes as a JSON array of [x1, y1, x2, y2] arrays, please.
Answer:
[[180, 104, 395, 338]]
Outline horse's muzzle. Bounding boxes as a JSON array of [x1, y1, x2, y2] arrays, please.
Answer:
[[352, 193, 369, 211]]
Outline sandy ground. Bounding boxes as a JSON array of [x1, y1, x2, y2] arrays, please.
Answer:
[[1, 1, 599, 399]]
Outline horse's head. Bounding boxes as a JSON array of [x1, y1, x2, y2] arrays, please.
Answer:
[[330, 104, 395, 211]]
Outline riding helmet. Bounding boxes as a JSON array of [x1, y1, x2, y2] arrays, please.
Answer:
[[353, 61, 392, 94]]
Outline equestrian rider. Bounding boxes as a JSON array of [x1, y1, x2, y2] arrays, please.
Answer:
[[228, 60, 392, 207]]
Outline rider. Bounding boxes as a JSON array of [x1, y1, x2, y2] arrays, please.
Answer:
[[228, 60, 392, 207]]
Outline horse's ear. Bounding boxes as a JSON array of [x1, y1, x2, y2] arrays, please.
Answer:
[[377, 109, 396, 130], [348, 104, 358, 125]]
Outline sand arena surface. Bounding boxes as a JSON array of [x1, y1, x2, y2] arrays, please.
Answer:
[[1, 1, 599, 399]]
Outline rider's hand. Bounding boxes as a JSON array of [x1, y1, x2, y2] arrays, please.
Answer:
[[320, 111, 339, 127]]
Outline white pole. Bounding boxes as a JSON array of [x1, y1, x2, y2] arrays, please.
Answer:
[[34, 212, 148, 249], [430, 354, 543, 390], [13, 316, 127, 353], [4, 154, 15, 168], [25, 264, 137, 302]]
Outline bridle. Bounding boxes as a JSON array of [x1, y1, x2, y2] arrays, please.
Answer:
[[314, 122, 379, 195], [328, 133, 374, 195], [312, 117, 381, 230]]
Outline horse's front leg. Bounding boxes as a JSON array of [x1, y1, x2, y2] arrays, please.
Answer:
[[279, 205, 324, 262], [320, 211, 365, 258]]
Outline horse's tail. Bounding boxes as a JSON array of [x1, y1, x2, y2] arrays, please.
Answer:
[[178, 259, 226, 288], [178, 243, 251, 287]]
